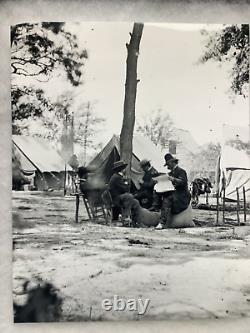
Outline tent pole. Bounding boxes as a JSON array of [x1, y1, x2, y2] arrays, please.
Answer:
[[222, 187, 226, 225], [243, 186, 246, 222], [216, 190, 220, 225], [64, 163, 67, 196], [236, 187, 240, 226], [206, 192, 209, 205]]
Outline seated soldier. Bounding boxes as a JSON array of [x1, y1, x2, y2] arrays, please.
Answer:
[[134, 159, 159, 208], [109, 160, 130, 221], [156, 153, 191, 229], [77, 166, 91, 194], [77, 166, 104, 206]]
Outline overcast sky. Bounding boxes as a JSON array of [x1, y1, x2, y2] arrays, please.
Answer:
[[15, 22, 249, 146]]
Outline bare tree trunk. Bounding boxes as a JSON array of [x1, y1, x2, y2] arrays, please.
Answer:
[[120, 23, 144, 179], [83, 102, 91, 165]]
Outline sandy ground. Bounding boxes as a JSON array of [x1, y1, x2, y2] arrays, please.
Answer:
[[12, 191, 250, 322]]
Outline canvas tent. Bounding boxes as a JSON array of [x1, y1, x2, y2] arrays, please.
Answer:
[[87, 134, 166, 189], [216, 125, 250, 202], [12, 135, 72, 190], [162, 128, 200, 179]]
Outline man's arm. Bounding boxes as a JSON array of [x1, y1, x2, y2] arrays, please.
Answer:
[[168, 168, 188, 186]]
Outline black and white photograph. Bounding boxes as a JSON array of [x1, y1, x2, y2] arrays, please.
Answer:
[[11, 21, 250, 323]]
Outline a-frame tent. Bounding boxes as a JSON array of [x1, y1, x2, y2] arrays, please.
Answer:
[[87, 134, 166, 189], [12, 135, 72, 190]]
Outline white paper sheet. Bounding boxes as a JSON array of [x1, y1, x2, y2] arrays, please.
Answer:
[[154, 174, 175, 193]]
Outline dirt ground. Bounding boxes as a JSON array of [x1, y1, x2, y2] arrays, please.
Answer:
[[12, 191, 250, 321]]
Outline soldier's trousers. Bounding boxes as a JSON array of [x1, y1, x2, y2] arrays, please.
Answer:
[[160, 195, 173, 226]]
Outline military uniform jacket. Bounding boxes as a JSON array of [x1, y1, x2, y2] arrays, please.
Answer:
[[169, 165, 191, 214], [140, 167, 159, 194], [109, 173, 129, 205]]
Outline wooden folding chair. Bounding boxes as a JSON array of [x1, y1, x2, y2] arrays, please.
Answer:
[[75, 189, 112, 224]]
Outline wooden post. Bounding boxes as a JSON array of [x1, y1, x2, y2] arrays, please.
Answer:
[[206, 192, 209, 205], [222, 187, 226, 224], [216, 190, 220, 225], [243, 186, 246, 222], [236, 187, 240, 226], [63, 163, 67, 196]]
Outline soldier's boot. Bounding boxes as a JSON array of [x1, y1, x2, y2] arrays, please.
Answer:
[[149, 193, 161, 212], [155, 208, 171, 230]]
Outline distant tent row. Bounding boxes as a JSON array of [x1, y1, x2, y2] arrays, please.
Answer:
[[14, 126, 249, 201], [12, 135, 73, 191], [216, 125, 250, 202], [12, 134, 168, 192]]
